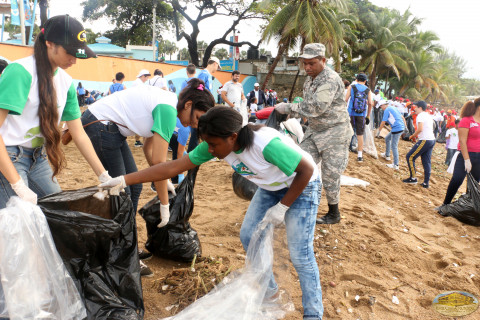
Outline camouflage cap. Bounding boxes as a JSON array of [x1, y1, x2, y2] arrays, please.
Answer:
[[300, 43, 326, 59]]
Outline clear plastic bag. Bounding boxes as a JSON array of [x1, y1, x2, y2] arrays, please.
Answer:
[[163, 224, 290, 320], [0, 197, 86, 320], [341, 175, 370, 188], [363, 127, 378, 158]]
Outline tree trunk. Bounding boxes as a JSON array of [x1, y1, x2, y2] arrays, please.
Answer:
[[369, 67, 377, 90], [384, 70, 389, 93], [261, 44, 286, 92], [39, 0, 48, 28]]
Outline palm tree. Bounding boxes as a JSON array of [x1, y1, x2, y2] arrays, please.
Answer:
[[260, 0, 348, 91], [214, 48, 229, 60]]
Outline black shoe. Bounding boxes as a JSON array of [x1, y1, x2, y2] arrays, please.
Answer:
[[134, 140, 143, 147], [357, 156, 363, 162], [402, 177, 418, 184], [150, 182, 156, 192], [140, 261, 154, 277], [420, 182, 429, 189], [316, 204, 341, 224], [139, 249, 153, 261]]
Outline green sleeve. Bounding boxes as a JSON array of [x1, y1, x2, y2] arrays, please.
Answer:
[[151, 104, 178, 142], [0, 63, 32, 115], [188, 141, 214, 165], [262, 137, 302, 176], [61, 82, 81, 121]]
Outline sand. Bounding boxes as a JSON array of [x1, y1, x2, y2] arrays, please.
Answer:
[[57, 136, 480, 320]]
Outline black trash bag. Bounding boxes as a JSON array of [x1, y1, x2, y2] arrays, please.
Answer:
[[232, 172, 258, 201], [436, 128, 447, 143], [406, 116, 415, 135], [265, 109, 288, 130], [138, 167, 201, 262], [439, 173, 480, 226], [38, 187, 143, 320]]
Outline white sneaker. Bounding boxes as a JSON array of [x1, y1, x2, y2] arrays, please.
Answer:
[[386, 163, 399, 170], [380, 152, 391, 161]]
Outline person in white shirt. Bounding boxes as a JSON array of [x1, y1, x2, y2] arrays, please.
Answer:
[[403, 101, 436, 188], [445, 120, 460, 165], [221, 70, 247, 124], [148, 69, 168, 90], [249, 97, 258, 118], [132, 69, 150, 87]]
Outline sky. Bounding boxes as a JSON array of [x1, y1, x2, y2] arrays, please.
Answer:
[[44, 0, 480, 79]]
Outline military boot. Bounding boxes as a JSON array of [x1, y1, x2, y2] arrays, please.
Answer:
[[316, 204, 341, 224]]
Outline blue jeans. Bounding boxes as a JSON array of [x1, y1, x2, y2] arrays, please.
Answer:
[[385, 131, 402, 166], [0, 146, 61, 209], [81, 109, 142, 212], [239, 178, 323, 319], [444, 152, 480, 204], [406, 139, 435, 184], [445, 148, 456, 165]]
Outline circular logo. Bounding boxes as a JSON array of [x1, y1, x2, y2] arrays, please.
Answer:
[[432, 291, 479, 317]]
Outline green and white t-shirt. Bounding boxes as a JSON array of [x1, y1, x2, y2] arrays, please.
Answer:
[[88, 85, 178, 142], [189, 127, 319, 191], [0, 55, 81, 148]]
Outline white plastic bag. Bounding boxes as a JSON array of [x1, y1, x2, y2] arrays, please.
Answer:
[[0, 197, 86, 320], [447, 151, 460, 174], [234, 99, 249, 127], [163, 224, 288, 320], [363, 128, 378, 158], [341, 175, 370, 188]]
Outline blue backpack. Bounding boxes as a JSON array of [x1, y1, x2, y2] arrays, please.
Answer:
[[352, 85, 370, 114]]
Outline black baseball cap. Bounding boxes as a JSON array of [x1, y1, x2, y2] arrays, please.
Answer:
[[43, 15, 96, 59], [356, 73, 368, 81], [414, 101, 427, 110]]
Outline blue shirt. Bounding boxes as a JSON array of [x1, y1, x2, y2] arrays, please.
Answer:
[[198, 69, 212, 92], [382, 106, 405, 132], [77, 87, 85, 95], [181, 77, 195, 91], [109, 83, 125, 94], [175, 118, 191, 146], [348, 84, 369, 116]]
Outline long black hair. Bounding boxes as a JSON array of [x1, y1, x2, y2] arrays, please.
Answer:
[[198, 106, 263, 150], [177, 78, 215, 115]]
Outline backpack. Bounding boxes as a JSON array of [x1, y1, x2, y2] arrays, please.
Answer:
[[352, 85, 370, 114]]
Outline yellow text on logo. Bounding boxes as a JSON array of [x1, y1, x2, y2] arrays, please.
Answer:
[[77, 31, 87, 42]]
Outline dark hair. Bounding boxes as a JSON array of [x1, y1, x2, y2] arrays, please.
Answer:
[[168, 79, 173, 85], [78, 82, 82, 88], [232, 70, 240, 76], [455, 119, 460, 125], [186, 63, 196, 75], [251, 97, 257, 103], [34, 32, 65, 177], [154, 69, 163, 76], [198, 106, 263, 150], [0, 59, 8, 74], [207, 59, 217, 65], [177, 78, 215, 115], [115, 72, 125, 81], [460, 98, 480, 118], [342, 79, 350, 88]]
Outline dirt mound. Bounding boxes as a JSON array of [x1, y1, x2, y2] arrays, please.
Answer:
[[57, 136, 480, 320]]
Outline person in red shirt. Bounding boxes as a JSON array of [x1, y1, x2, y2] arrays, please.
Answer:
[[437, 98, 480, 211]]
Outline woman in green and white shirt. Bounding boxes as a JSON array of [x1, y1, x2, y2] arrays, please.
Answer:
[[0, 15, 112, 208]]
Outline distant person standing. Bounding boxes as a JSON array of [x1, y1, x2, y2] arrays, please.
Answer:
[[275, 43, 353, 225], [445, 120, 460, 166], [132, 69, 150, 87], [345, 73, 373, 162], [221, 70, 247, 123], [181, 63, 196, 91], [403, 101, 436, 188], [247, 82, 266, 110], [77, 82, 85, 106], [198, 57, 221, 92], [168, 80, 176, 93], [377, 100, 406, 170], [148, 69, 168, 90], [108, 72, 126, 95]]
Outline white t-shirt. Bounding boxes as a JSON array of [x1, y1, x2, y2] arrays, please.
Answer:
[[132, 78, 146, 87], [373, 93, 382, 108], [148, 76, 168, 90], [250, 103, 258, 113], [189, 127, 319, 191], [416, 111, 435, 140], [446, 128, 459, 149], [221, 80, 244, 107], [0, 55, 81, 148], [88, 85, 178, 141]]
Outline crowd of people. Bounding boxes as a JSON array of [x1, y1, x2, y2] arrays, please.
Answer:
[[1, 14, 480, 320]]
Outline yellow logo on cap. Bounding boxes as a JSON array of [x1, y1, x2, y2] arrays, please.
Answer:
[[77, 31, 87, 42]]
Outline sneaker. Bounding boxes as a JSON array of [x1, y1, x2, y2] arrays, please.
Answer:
[[402, 177, 418, 184], [134, 140, 143, 148], [139, 250, 153, 261], [357, 157, 363, 162], [386, 163, 399, 170], [140, 261, 154, 277], [380, 152, 391, 161], [420, 182, 429, 189]]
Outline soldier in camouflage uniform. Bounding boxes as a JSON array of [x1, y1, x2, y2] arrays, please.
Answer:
[[275, 43, 353, 224]]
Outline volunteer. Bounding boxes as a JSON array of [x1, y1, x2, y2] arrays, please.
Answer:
[[100, 106, 324, 319], [0, 15, 113, 208]]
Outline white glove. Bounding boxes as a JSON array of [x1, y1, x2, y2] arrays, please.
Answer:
[[167, 179, 176, 196], [98, 175, 126, 196], [274, 103, 292, 114], [98, 171, 113, 183], [157, 203, 170, 228], [11, 177, 37, 204], [261, 202, 289, 226], [465, 159, 472, 173]]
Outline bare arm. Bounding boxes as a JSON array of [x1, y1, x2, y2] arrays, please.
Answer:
[[68, 118, 106, 176], [458, 128, 470, 160], [411, 122, 424, 139], [280, 157, 314, 207], [345, 86, 351, 102], [367, 91, 373, 118], [151, 133, 170, 206], [0, 109, 21, 183], [221, 91, 233, 108], [143, 136, 154, 166]]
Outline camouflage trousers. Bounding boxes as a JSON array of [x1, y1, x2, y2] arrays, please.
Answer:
[[300, 137, 349, 205]]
